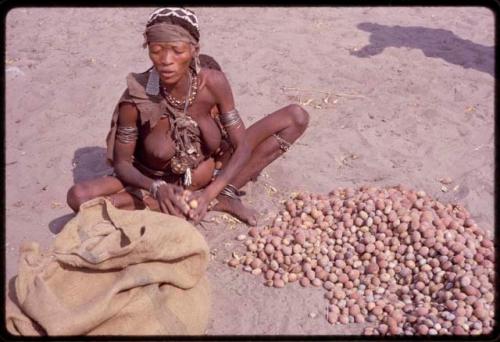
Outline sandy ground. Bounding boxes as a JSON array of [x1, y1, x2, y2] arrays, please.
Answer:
[[4, 7, 495, 335]]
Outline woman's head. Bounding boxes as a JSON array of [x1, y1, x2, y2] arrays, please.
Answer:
[[146, 7, 199, 43], [144, 8, 200, 84]]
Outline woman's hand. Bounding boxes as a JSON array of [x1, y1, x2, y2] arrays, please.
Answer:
[[187, 189, 212, 224], [156, 183, 190, 218]]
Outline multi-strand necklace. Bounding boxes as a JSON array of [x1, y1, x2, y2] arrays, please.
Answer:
[[161, 68, 201, 187], [161, 69, 198, 110]]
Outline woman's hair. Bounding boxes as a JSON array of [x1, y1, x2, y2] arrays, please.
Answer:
[[199, 54, 222, 71], [147, 8, 200, 43]]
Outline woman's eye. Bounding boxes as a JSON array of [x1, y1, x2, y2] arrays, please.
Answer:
[[150, 46, 162, 53]]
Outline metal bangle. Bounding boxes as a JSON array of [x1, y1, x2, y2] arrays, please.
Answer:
[[117, 126, 139, 144], [219, 184, 242, 199], [220, 109, 243, 128]]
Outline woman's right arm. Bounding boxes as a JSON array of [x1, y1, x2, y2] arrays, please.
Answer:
[[113, 102, 154, 191], [113, 103, 188, 216]]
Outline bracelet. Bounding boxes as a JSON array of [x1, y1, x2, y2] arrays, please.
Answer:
[[219, 184, 244, 199], [116, 126, 139, 144], [273, 133, 292, 152], [220, 109, 243, 128], [149, 179, 168, 199]]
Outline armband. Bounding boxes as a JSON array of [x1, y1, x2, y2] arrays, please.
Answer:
[[219, 109, 242, 128], [116, 126, 138, 144]]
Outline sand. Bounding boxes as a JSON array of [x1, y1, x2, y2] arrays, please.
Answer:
[[5, 7, 494, 335]]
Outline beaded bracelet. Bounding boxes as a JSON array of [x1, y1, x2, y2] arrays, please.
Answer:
[[149, 179, 168, 199]]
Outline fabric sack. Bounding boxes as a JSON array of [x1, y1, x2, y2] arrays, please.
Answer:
[[6, 197, 211, 336]]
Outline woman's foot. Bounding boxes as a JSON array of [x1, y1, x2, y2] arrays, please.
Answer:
[[212, 195, 258, 226], [250, 172, 260, 182]]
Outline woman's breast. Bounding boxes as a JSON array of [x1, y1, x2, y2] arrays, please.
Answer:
[[195, 113, 222, 155], [189, 157, 215, 191], [138, 114, 222, 171], [139, 118, 176, 169]]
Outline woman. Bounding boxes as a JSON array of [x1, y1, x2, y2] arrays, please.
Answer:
[[67, 7, 309, 226]]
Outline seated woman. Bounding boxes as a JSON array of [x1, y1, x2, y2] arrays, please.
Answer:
[[67, 7, 309, 226]]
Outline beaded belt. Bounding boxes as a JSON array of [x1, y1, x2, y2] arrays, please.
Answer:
[[133, 159, 182, 185]]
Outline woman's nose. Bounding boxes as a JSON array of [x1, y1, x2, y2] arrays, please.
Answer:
[[160, 51, 173, 65]]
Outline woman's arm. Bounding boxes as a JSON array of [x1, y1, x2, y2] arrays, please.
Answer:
[[113, 103, 187, 216], [205, 71, 251, 199], [113, 103, 154, 191], [189, 70, 252, 221]]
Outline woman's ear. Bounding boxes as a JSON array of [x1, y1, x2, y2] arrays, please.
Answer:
[[191, 44, 200, 58], [193, 44, 201, 74]]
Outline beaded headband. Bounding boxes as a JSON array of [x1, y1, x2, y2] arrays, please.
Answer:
[[147, 7, 199, 38]]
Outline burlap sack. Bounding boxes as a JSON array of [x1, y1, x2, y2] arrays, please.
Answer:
[[6, 197, 211, 336]]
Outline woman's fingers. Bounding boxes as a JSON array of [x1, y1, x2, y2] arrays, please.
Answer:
[[158, 199, 169, 214], [189, 207, 200, 223], [189, 208, 198, 220], [166, 186, 187, 216], [156, 185, 182, 217], [168, 196, 185, 217], [190, 202, 207, 223], [160, 190, 182, 217], [156, 184, 205, 220], [160, 199, 182, 217], [173, 194, 190, 215]]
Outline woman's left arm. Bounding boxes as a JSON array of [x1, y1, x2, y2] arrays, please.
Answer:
[[189, 70, 252, 222]]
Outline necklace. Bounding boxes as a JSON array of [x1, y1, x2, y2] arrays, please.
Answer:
[[162, 69, 198, 110]]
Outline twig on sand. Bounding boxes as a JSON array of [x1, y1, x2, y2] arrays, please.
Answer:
[[334, 153, 358, 169], [198, 221, 209, 230], [263, 182, 278, 195], [281, 86, 367, 99], [473, 143, 493, 151], [220, 214, 242, 225]]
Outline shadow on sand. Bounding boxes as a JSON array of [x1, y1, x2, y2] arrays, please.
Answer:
[[71, 146, 112, 184], [351, 22, 494, 77], [48, 146, 112, 234], [48, 213, 75, 234]]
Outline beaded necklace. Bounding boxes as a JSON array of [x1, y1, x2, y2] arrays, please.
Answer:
[[161, 69, 198, 110], [161, 69, 201, 187]]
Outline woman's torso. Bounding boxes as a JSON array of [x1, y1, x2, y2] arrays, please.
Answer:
[[135, 69, 223, 189]]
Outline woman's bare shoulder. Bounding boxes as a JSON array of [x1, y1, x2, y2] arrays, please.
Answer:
[[118, 101, 139, 125], [201, 68, 232, 99]]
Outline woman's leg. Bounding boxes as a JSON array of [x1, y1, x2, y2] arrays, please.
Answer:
[[213, 104, 309, 225], [66, 176, 141, 212]]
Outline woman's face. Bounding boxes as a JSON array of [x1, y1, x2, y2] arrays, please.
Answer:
[[148, 41, 195, 85]]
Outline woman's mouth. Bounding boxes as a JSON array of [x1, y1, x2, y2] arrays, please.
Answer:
[[159, 70, 175, 77]]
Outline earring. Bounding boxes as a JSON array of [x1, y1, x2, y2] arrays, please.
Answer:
[[194, 54, 201, 74], [145, 67, 160, 96]]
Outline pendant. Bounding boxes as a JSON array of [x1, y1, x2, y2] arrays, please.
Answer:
[[184, 168, 192, 187], [171, 155, 189, 174]]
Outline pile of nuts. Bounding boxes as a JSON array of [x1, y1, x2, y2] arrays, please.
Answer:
[[227, 185, 494, 335]]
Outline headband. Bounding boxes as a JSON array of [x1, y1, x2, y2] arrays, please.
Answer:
[[143, 22, 198, 48]]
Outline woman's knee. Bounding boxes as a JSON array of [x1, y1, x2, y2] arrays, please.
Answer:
[[286, 104, 309, 131], [66, 183, 93, 212]]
